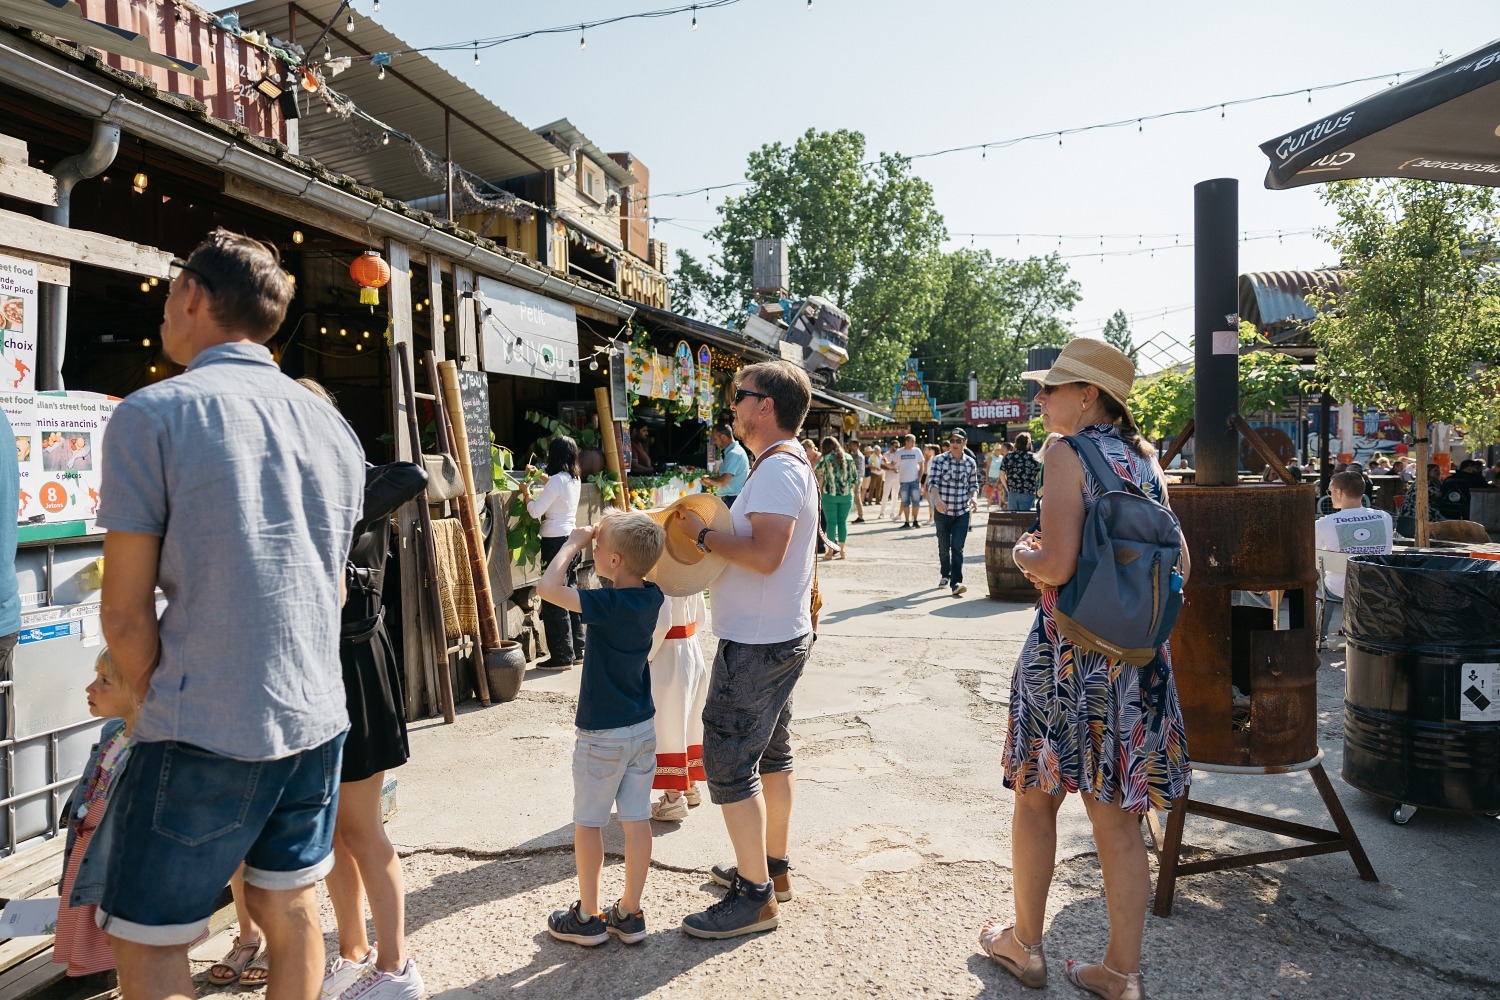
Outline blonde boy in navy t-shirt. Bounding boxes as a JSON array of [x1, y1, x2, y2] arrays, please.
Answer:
[[537, 511, 666, 947]]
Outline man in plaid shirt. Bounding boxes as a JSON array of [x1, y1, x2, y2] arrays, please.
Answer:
[[927, 428, 982, 597]]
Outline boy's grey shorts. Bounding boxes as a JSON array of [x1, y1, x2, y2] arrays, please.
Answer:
[[702, 634, 811, 806]]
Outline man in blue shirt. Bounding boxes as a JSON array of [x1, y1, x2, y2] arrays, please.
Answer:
[[704, 423, 750, 508], [98, 230, 364, 999]]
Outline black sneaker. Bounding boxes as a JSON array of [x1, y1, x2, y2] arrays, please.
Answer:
[[682, 875, 779, 939], [536, 658, 573, 671], [708, 857, 793, 901], [547, 901, 607, 946], [938, 577, 949, 589], [605, 902, 647, 945]]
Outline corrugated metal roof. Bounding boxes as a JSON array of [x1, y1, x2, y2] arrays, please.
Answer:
[[533, 118, 638, 188], [1239, 269, 1348, 336], [230, 0, 570, 201]]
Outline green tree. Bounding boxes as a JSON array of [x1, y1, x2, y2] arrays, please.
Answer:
[[1309, 179, 1500, 545], [1127, 324, 1302, 453], [1102, 309, 1137, 361], [675, 128, 949, 395]]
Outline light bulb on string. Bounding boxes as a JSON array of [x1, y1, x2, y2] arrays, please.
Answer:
[[381, 131, 390, 145], [806, 0, 812, 8], [579, 28, 586, 49], [473, 42, 480, 65], [323, 43, 331, 60], [377, 64, 385, 80], [373, 0, 380, 10], [691, 5, 697, 29], [346, 13, 354, 31]]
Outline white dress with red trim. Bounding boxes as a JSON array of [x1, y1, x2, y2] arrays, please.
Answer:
[[649, 593, 708, 791]]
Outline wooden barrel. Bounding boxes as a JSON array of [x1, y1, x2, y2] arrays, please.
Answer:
[[985, 510, 1038, 602]]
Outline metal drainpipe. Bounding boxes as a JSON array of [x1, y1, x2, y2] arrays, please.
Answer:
[[37, 121, 121, 390]]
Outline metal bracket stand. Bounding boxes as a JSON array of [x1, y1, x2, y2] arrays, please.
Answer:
[[1146, 751, 1378, 916]]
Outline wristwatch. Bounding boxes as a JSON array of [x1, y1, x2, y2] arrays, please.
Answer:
[[696, 527, 713, 554]]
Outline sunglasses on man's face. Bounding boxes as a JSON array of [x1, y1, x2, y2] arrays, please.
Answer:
[[733, 388, 770, 406]]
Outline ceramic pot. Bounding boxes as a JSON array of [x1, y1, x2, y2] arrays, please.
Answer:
[[485, 640, 527, 703]]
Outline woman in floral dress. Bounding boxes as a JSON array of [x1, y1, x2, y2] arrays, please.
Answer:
[[979, 339, 1191, 1000]]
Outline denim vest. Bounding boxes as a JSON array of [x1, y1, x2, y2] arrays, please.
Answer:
[[61, 718, 125, 907]]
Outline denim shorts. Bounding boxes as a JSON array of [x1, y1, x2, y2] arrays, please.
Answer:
[[899, 481, 922, 506], [702, 635, 811, 806], [572, 719, 656, 828], [97, 733, 345, 946], [1006, 491, 1037, 511]]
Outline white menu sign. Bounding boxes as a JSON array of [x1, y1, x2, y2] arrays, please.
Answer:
[[0, 255, 38, 392]]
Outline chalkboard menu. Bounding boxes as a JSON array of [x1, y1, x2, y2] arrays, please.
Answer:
[[609, 352, 629, 422], [454, 369, 493, 494]]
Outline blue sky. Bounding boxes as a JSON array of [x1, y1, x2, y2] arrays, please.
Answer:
[[283, 1, 1490, 371]]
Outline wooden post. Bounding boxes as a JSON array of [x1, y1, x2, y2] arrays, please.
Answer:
[[385, 239, 437, 720], [595, 386, 629, 511]]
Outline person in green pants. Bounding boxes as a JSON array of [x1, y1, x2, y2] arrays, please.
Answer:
[[816, 436, 858, 559]]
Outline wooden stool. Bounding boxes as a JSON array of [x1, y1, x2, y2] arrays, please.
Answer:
[[1146, 751, 1377, 916]]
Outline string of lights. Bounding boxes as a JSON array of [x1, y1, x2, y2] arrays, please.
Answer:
[[317, 0, 761, 68], [645, 66, 1429, 203]]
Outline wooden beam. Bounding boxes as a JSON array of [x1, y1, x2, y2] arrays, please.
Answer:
[[222, 174, 382, 248], [426, 253, 446, 363], [0, 135, 26, 162], [0, 159, 57, 207], [0, 207, 170, 277]]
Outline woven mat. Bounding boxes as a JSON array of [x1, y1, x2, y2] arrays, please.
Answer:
[[430, 517, 480, 640]]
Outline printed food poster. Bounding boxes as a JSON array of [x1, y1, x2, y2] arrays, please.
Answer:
[[34, 391, 116, 522], [0, 391, 37, 522], [0, 255, 38, 392]]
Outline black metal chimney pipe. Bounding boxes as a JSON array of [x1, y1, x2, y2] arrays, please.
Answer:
[[1193, 178, 1239, 486]]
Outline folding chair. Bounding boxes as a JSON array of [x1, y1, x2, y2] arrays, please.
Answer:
[[1316, 549, 1350, 652]]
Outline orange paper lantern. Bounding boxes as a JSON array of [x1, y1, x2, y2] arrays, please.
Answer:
[[350, 251, 391, 308]]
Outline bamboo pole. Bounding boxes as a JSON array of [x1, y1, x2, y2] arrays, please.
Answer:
[[433, 358, 495, 706], [595, 386, 629, 511]]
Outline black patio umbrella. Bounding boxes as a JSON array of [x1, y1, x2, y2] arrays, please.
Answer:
[[1261, 37, 1500, 189]]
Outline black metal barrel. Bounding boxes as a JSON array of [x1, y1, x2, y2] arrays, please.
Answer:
[[1343, 554, 1500, 813]]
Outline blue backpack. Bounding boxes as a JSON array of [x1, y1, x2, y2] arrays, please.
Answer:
[[1052, 435, 1185, 666]]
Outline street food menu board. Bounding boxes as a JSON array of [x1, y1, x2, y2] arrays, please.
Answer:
[[0, 255, 38, 392], [1, 391, 118, 525], [453, 369, 493, 495]]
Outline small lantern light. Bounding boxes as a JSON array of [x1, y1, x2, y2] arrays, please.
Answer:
[[349, 251, 391, 309]]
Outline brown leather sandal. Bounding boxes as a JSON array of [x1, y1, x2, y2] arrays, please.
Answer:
[[207, 936, 261, 987], [1065, 960, 1146, 1000], [979, 919, 1047, 988]]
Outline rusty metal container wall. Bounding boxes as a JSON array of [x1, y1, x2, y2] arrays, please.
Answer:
[[1171, 483, 1320, 767], [74, 0, 286, 143]]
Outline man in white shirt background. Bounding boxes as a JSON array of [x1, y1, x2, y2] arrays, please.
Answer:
[[894, 433, 925, 529], [1315, 469, 1394, 644]]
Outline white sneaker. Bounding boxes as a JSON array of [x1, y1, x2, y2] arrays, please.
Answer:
[[321, 948, 377, 1000], [341, 960, 424, 1000], [685, 784, 702, 807], [652, 792, 688, 822]]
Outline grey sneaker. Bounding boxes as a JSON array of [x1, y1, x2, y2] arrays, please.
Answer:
[[338, 960, 424, 1000], [605, 902, 647, 945], [708, 857, 793, 902], [547, 901, 607, 946], [320, 948, 376, 1000], [938, 577, 949, 589], [682, 875, 779, 939]]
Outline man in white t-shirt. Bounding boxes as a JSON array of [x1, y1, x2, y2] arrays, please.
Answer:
[[880, 442, 902, 519], [677, 359, 817, 940], [895, 433, 925, 528], [1315, 470, 1393, 642]]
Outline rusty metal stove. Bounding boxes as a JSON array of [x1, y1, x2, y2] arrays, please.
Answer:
[[1145, 180, 1375, 916]]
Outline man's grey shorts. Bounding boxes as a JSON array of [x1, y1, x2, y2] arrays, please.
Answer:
[[900, 481, 923, 506], [703, 634, 811, 806], [572, 719, 656, 828]]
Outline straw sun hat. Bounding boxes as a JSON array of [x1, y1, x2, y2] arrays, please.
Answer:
[[644, 492, 733, 597], [1021, 338, 1137, 415]]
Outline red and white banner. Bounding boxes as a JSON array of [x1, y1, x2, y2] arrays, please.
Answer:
[[966, 398, 1024, 424]]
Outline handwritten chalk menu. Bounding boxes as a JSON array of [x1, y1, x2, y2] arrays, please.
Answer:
[[454, 369, 493, 494], [609, 352, 629, 422], [0, 255, 39, 392]]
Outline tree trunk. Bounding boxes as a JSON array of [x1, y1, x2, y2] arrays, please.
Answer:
[[1414, 413, 1430, 548]]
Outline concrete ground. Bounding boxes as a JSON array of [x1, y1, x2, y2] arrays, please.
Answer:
[[202, 505, 1500, 998]]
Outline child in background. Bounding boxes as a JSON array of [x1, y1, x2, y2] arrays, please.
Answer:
[[648, 591, 709, 823], [538, 512, 666, 947], [53, 649, 137, 977]]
